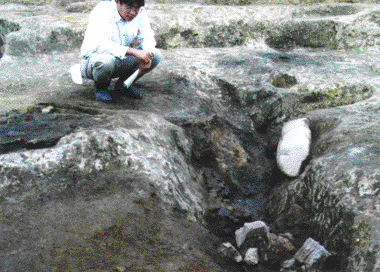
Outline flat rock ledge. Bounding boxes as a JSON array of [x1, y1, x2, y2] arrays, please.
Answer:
[[0, 111, 204, 219]]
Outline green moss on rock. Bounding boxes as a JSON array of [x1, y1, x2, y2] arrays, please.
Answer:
[[271, 73, 297, 88]]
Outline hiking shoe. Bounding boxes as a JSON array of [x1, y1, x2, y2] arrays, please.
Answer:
[[125, 86, 143, 99], [115, 83, 143, 100], [95, 90, 112, 103]]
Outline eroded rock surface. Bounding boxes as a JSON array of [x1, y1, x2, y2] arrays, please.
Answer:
[[0, 112, 204, 220], [267, 99, 380, 271], [1, 1, 380, 272]]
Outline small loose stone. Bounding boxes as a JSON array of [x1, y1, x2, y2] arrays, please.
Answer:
[[42, 105, 54, 113], [244, 248, 259, 265], [235, 221, 270, 248], [218, 242, 243, 263], [114, 265, 126, 272]]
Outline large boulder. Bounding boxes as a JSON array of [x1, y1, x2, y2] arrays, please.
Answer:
[[266, 96, 380, 271], [0, 17, 20, 57], [0, 111, 204, 220], [0, 111, 218, 271]]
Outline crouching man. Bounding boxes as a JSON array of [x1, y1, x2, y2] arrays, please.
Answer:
[[80, 0, 161, 102]]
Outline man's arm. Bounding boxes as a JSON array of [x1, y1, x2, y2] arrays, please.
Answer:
[[136, 8, 156, 53], [126, 48, 153, 65], [131, 8, 156, 72]]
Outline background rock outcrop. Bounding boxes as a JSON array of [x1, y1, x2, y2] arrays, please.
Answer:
[[3, 3, 380, 54]]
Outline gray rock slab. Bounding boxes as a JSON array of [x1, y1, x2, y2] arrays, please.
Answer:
[[0, 47, 377, 131], [294, 238, 331, 269], [0, 112, 204, 221], [0, 112, 99, 154]]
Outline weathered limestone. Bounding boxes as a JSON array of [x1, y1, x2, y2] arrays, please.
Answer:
[[244, 248, 259, 266], [2, 3, 380, 55], [235, 221, 270, 248], [1, 1, 380, 271], [294, 238, 331, 270], [0, 112, 204, 220], [268, 101, 380, 271]]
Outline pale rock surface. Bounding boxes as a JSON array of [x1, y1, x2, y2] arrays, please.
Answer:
[[0, 112, 204, 220], [2, 2, 380, 271], [235, 221, 270, 248], [244, 248, 260, 266]]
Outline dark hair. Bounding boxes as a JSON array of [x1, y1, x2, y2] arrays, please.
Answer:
[[119, 0, 144, 7]]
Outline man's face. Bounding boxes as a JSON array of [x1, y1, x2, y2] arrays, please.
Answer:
[[116, 0, 140, 21]]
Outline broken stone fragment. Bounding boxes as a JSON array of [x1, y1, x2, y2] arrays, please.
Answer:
[[281, 258, 296, 269], [261, 233, 296, 262], [276, 118, 311, 177], [294, 238, 331, 270], [217, 242, 243, 263], [235, 221, 270, 248], [114, 266, 126, 272], [244, 248, 259, 266], [41, 105, 54, 113]]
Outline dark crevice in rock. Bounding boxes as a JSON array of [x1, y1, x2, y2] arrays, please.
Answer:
[[28, 102, 102, 115], [183, 115, 276, 242], [212, 77, 242, 107], [307, 116, 342, 157], [0, 111, 102, 154]]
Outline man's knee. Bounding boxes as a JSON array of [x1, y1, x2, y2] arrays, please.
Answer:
[[92, 54, 117, 74]]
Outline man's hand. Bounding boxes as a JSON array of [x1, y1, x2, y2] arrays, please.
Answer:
[[126, 48, 153, 66], [138, 59, 152, 72]]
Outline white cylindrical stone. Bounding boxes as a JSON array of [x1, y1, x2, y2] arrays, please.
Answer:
[[276, 118, 311, 177]]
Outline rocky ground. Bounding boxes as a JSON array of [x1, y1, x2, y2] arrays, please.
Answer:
[[2, 1, 380, 272]]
